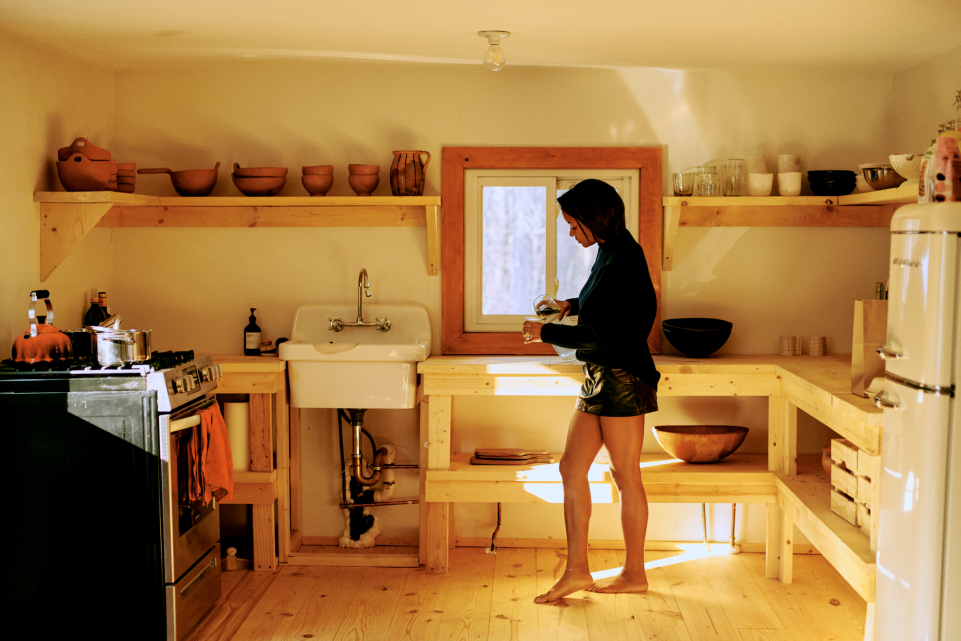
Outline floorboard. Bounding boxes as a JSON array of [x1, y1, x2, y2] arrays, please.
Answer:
[[186, 550, 868, 641]]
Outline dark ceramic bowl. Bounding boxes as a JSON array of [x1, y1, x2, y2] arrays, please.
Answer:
[[662, 317, 732, 357], [653, 425, 749, 463]]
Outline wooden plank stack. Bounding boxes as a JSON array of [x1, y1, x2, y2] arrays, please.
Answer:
[[829, 438, 878, 540]]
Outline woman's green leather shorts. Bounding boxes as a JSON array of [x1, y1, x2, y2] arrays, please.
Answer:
[[575, 363, 658, 417]]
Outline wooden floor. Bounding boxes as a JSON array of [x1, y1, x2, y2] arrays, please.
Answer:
[[187, 547, 867, 641]]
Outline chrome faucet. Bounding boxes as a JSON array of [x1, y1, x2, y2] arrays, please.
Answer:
[[357, 268, 371, 323], [328, 268, 391, 332]]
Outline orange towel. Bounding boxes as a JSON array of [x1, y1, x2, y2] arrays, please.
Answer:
[[198, 404, 234, 504]]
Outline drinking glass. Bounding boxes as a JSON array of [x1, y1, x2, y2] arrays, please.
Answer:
[[672, 172, 695, 196], [532, 294, 562, 322], [697, 173, 722, 197], [726, 159, 743, 196]]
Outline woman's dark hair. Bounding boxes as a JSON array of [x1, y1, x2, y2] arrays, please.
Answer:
[[556, 179, 626, 242]]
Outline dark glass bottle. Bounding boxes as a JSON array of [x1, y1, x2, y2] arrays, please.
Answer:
[[244, 308, 262, 356], [83, 295, 107, 328], [98, 291, 109, 317]]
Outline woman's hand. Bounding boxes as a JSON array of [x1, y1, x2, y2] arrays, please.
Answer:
[[522, 320, 543, 344]]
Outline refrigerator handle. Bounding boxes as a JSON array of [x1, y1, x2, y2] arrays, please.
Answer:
[[874, 392, 904, 410], [877, 344, 904, 360]]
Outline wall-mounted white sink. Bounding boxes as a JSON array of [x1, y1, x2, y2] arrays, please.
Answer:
[[279, 303, 431, 409]]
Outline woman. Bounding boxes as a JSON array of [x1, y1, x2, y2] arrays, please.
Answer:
[[522, 179, 660, 603]]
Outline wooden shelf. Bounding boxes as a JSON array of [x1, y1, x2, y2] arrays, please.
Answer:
[[838, 180, 919, 205], [427, 453, 775, 504], [775, 460, 875, 602], [33, 192, 441, 280], [661, 194, 901, 271]]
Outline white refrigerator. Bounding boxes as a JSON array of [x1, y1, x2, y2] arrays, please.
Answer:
[[875, 202, 961, 641]]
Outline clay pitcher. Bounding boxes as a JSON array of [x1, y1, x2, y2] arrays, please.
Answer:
[[389, 150, 431, 196]]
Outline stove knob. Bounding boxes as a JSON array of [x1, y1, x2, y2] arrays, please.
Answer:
[[185, 376, 197, 392], [173, 378, 185, 394], [200, 367, 212, 382]]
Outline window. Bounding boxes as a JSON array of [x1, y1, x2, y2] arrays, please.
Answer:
[[441, 147, 662, 355], [464, 170, 639, 332]]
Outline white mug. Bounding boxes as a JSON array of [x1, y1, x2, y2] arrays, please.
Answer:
[[747, 172, 774, 196], [778, 171, 802, 197]]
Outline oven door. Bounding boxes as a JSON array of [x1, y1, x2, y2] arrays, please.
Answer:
[[159, 395, 221, 584]]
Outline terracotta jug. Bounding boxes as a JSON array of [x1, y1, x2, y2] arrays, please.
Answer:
[[389, 150, 431, 196]]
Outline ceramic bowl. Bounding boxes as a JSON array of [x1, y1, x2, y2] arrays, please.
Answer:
[[348, 174, 379, 196], [303, 165, 333, 175], [57, 137, 111, 162], [232, 174, 286, 197], [56, 152, 112, 191], [653, 425, 749, 463], [302, 173, 334, 196], [662, 318, 732, 357], [232, 163, 288, 177], [348, 164, 380, 175], [888, 154, 924, 181]]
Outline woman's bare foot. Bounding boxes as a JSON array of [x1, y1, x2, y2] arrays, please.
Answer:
[[585, 573, 649, 594], [533, 568, 594, 603]]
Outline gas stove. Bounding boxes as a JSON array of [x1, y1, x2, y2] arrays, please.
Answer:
[[0, 351, 221, 412]]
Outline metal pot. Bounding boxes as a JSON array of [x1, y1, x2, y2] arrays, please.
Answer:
[[93, 329, 152, 366]]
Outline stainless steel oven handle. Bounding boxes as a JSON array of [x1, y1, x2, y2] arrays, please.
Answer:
[[169, 396, 217, 433], [877, 344, 904, 360]]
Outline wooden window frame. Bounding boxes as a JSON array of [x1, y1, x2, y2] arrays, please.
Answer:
[[441, 146, 662, 355]]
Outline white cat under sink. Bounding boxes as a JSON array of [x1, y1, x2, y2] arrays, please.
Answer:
[[279, 303, 431, 409]]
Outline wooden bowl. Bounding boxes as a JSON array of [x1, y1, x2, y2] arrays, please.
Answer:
[[653, 425, 749, 463], [232, 174, 286, 197]]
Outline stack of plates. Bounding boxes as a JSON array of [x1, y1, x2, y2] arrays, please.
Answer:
[[807, 170, 856, 196]]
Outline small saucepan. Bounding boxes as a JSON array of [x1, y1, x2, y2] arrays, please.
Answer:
[[90, 320, 152, 366], [138, 162, 220, 197]]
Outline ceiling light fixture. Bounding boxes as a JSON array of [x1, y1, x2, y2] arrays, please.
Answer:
[[477, 31, 510, 71]]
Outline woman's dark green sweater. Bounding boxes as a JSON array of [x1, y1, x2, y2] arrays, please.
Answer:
[[540, 229, 660, 392]]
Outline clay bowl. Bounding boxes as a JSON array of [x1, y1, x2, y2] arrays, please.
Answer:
[[302, 173, 334, 196], [116, 183, 136, 193], [348, 174, 379, 196], [139, 163, 220, 197], [57, 137, 111, 161], [116, 162, 136, 171], [233, 163, 288, 178], [303, 165, 333, 175], [348, 164, 380, 175], [662, 318, 732, 357], [232, 174, 286, 197], [117, 176, 136, 185], [56, 152, 112, 191], [653, 425, 749, 463]]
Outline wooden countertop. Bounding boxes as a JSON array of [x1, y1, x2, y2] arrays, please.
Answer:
[[208, 354, 287, 373], [417, 354, 882, 454]]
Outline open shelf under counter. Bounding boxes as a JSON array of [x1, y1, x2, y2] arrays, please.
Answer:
[[426, 453, 776, 504], [775, 455, 875, 602], [33, 191, 440, 280]]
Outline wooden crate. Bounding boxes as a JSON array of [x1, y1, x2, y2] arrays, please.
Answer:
[[831, 438, 859, 474], [831, 463, 859, 498], [858, 475, 874, 507], [830, 487, 859, 526], [858, 502, 872, 537], [857, 449, 875, 481]]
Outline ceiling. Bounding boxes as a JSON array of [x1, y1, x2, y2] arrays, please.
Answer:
[[1, 0, 959, 73]]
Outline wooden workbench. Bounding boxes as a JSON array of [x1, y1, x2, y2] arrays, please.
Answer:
[[416, 354, 882, 606], [209, 355, 289, 572]]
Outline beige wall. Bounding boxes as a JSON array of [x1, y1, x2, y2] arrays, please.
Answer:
[[105, 61, 895, 541], [7, 37, 937, 542], [892, 43, 961, 153], [0, 32, 114, 351]]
